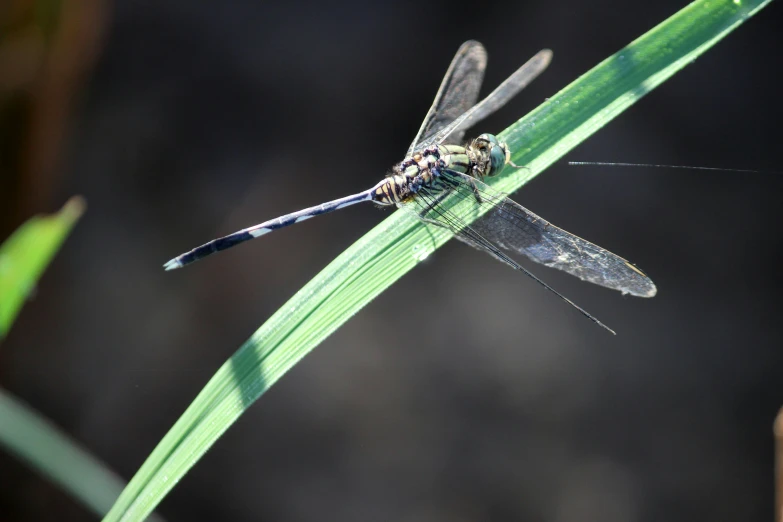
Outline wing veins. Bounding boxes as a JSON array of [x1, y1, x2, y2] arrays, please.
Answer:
[[413, 49, 553, 151], [433, 170, 656, 297], [406, 185, 615, 334], [407, 41, 487, 155]]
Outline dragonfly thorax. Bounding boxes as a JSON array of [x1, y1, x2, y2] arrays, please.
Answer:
[[370, 134, 512, 206]]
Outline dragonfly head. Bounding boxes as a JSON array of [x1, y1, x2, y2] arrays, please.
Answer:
[[475, 133, 512, 177]]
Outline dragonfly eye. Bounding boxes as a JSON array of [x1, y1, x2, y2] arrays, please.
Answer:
[[488, 144, 507, 175], [476, 134, 507, 176], [476, 134, 500, 149], [474, 133, 506, 176]]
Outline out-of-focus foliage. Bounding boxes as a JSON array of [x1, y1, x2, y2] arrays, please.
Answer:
[[0, 4, 146, 520], [0, 388, 166, 521], [0, 196, 84, 338], [0, 0, 105, 238], [0, 199, 167, 520]]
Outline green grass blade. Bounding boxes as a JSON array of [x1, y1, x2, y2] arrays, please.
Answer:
[[0, 389, 165, 521], [105, 1, 774, 520], [0, 197, 85, 338]]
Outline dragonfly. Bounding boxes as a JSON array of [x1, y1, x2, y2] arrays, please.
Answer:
[[164, 41, 656, 334]]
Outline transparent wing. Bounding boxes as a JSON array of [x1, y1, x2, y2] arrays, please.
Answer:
[[401, 170, 656, 298], [407, 41, 487, 156], [397, 174, 615, 333], [414, 49, 553, 152]]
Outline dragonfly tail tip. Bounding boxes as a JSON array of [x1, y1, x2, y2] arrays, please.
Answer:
[[163, 258, 183, 271]]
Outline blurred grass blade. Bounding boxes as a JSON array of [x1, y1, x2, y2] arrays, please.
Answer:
[[0, 389, 165, 521], [0, 198, 165, 519], [105, 1, 773, 520], [0, 197, 85, 339]]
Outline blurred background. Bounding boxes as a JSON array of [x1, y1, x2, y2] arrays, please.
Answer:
[[1, 0, 782, 520]]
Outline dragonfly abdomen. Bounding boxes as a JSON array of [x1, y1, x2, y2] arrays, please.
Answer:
[[164, 191, 372, 270]]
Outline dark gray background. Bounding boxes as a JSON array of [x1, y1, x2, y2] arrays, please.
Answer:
[[2, 1, 782, 521]]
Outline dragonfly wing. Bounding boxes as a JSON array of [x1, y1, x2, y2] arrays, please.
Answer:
[[415, 49, 553, 152], [403, 170, 656, 298], [397, 175, 617, 333], [407, 41, 487, 156]]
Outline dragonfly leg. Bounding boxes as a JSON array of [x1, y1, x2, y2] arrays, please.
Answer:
[[466, 176, 483, 204]]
